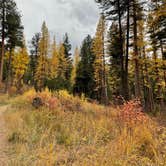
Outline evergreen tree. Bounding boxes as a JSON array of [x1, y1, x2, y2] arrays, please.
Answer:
[[63, 33, 72, 81], [74, 35, 95, 98], [28, 33, 40, 85]]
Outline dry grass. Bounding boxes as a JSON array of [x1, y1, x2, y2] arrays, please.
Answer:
[[2, 89, 166, 166]]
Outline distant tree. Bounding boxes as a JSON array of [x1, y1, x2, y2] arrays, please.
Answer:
[[46, 43, 69, 91], [28, 33, 40, 85], [63, 33, 72, 81], [74, 35, 95, 98], [49, 36, 59, 79], [34, 22, 49, 91], [92, 14, 108, 104], [71, 47, 80, 88], [57, 43, 68, 80], [12, 40, 29, 92]]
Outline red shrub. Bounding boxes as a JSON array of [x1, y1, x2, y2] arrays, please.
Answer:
[[119, 99, 149, 126], [46, 97, 60, 110]]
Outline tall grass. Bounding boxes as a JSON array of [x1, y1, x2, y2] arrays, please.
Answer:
[[3, 89, 166, 165]]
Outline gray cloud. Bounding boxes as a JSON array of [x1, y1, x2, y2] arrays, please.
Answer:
[[15, 0, 99, 52]]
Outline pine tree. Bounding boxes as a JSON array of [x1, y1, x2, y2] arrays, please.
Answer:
[[63, 33, 72, 81], [74, 35, 95, 98], [28, 33, 40, 85]]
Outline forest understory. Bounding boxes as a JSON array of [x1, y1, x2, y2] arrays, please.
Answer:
[[0, 89, 165, 166]]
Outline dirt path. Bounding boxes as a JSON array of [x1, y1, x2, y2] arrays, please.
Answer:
[[0, 105, 9, 165]]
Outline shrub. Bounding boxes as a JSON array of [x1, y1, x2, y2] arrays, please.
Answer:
[[119, 99, 150, 127]]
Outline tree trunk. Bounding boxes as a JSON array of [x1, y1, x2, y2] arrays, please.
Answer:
[[101, 14, 108, 105], [0, 0, 5, 85], [133, 1, 141, 98], [160, 40, 166, 89], [124, 0, 130, 100], [5, 49, 12, 93], [117, 0, 125, 100], [142, 46, 154, 112]]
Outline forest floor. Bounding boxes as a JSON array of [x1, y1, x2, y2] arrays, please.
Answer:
[[0, 105, 9, 165], [0, 90, 165, 165]]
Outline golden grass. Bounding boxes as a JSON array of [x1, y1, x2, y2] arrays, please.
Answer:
[[3, 89, 166, 166]]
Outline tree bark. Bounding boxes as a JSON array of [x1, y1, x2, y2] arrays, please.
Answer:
[[0, 0, 5, 85], [117, 0, 125, 100], [133, 1, 141, 98], [160, 40, 166, 89], [142, 46, 154, 112], [124, 0, 130, 100], [101, 14, 108, 105], [5, 49, 12, 94]]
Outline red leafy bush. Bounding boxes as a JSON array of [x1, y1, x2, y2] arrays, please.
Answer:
[[46, 97, 60, 110], [119, 99, 149, 126]]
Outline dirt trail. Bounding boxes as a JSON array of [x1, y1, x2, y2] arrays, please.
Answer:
[[0, 105, 9, 165]]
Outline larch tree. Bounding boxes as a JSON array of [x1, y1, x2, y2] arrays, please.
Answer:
[[34, 21, 49, 92], [92, 14, 108, 104], [107, 22, 122, 98], [12, 40, 29, 92], [95, 0, 129, 100], [71, 47, 80, 88], [50, 36, 59, 79], [147, 0, 166, 107]]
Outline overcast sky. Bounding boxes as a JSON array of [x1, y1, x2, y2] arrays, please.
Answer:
[[15, 0, 99, 52]]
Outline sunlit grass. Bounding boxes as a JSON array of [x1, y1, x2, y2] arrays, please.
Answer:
[[3, 89, 166, 165]]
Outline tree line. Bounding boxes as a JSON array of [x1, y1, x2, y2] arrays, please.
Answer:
[[0, 0, 165, 111]]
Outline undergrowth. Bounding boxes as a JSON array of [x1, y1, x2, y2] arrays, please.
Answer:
[[3, 89, 166, 166]]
